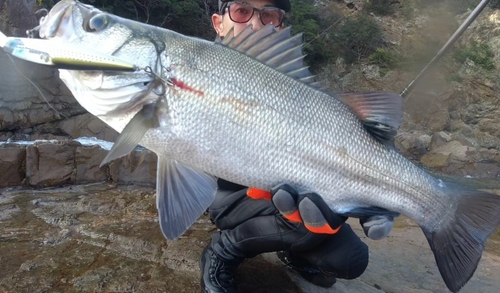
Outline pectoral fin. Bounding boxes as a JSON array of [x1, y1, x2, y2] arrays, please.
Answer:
[[100, 104, 157, 167], [156, 157, 217, 240]]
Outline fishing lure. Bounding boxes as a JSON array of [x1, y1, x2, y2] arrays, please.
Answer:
[[0, 31, 137, 72]]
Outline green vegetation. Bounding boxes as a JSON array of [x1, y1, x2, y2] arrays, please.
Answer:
[[332, 14, 383, 64], [454, 40, 496, 71], [369, 48, 396, 68], [287, 0, 340, 71], [491, 0, 500, 9], [37, 0, 56, 8], [365, 0, 396, 16]]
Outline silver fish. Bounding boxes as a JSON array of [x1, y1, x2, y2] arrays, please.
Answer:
[[35, 1, 500, 292]]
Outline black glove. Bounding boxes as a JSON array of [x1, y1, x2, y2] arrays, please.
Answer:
[[270, 184, 347, 234], [360, 215, 394, 240]]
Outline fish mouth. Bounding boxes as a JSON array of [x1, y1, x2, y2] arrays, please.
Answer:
[[38, 0, 95, 41], [35, 0, 160, 117]]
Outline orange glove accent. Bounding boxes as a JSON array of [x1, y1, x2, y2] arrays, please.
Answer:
[[283, 210, 303, 223], [304, 223, 342, 234], [246, 188, 272, 200]]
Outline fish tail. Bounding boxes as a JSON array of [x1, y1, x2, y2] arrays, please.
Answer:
[[422, 187, 500, 293]]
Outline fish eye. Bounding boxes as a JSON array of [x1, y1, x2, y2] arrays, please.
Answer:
[[84, 13, 108, 32]]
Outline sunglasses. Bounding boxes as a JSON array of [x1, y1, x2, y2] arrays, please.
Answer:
[[223, 2, 285, 28]]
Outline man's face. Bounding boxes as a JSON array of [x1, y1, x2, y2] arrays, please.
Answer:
[[212, 0, 283, 38]]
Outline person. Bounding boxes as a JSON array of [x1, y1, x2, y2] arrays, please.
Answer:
[[199, 1, 395, 292]]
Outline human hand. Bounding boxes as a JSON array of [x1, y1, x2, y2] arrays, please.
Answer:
[[270, 184, 347, 234], [360, 215, 394, 240]]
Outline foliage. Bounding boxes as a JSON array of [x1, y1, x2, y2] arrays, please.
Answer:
[[37, 0, 56, 8], [331, 14, 383, 64], [286, 0, 339, 71], [491, 0, 500, 9], [365, 0, 396, 16], [454, 40, 496, 71], [369, 48, 396, 68]]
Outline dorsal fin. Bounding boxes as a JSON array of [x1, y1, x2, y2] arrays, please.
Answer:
[[339, 92, 403, 148], [215, 25, 321, 89]]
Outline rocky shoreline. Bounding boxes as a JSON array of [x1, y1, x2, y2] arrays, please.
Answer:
[[1, 183, 499, 293]]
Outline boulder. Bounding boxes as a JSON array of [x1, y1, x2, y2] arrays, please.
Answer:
[[0, 145, 25, 187], [75, 146, 109, 184], [112, 149, 157, 187], [25, 141, 80, 187]]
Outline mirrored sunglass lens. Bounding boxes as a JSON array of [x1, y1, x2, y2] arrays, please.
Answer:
[[260, 9, 283, 26], [229, 4, 254, 23]]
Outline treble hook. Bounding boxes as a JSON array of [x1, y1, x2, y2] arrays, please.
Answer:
[[143, 66, 173, 87]]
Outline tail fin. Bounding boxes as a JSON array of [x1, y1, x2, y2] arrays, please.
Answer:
[[422, 188, 500, 293]]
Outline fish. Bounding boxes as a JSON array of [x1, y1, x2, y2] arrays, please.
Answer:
[[33, 1, 500, 292]]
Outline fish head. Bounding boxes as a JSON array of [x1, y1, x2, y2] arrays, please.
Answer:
[[37, 0, 167, 127]]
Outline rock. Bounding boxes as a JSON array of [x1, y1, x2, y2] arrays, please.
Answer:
[[474, 129, 500, 150], [0, 145, 26, 187], [479, 148, 500, 163], [343, 0, 364, 10], [75, 146, 109, 184], [395, 132, 417, 151], [421, 140, 473, 168], [113, 149, 157, 187], [429, 131, 452, 150], [0, 140, 160, 188], [59, 114, 118, 141], [363, 65, 380, 80], [420, 152, 450, 167], [25, 141, 80, 187], [0, 0, 38, 37], [415, 134, 431, 151]]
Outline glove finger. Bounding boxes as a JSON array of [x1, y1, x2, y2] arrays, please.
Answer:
[[272, 189, 302, 223], [361, 215, 394, 240], [298, 193, 345, 234], [270, 183, 298, 197]]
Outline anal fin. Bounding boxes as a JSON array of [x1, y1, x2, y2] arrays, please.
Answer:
[[156, 157, 217, 240]]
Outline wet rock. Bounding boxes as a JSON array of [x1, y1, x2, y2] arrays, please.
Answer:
[[25, 141, 80, 187], [0, 145, 25, 187], [1, 184, 499, 293]]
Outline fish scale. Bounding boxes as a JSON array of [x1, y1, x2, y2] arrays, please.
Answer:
[[35, 1, 500, 292]]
